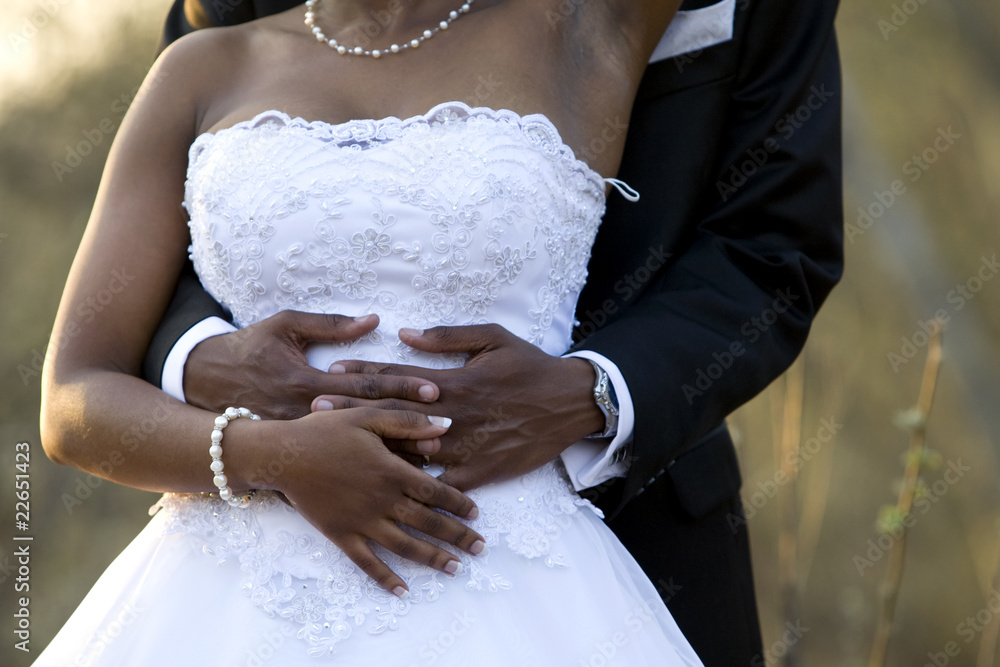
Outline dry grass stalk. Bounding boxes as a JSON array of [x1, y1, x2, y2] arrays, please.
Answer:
[[777, 359, 805, 667], [976, 521, 1000, 667], [868, 320, 944, 667]]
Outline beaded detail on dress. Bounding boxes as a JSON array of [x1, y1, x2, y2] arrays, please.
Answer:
[[152, 463, 600, 657], [164, 101, 610, 656]]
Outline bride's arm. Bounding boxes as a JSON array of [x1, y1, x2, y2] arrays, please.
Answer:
[[40, 31, 483, 595], [42, 34, 214, 488]]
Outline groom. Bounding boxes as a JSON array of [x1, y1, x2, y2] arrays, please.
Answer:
[[146, 1, 843, 664]]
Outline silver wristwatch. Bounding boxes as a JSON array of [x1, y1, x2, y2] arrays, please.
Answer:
[[586, 359, 619, 439]]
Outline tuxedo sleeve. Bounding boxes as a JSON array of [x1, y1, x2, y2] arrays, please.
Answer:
[[142, 263, 232, 387], [573, 0, 844, 507]]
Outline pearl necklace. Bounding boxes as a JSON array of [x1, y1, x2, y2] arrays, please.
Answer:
[[304, 0, 474, 58]]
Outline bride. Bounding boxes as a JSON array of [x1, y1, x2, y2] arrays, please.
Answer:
[[36, 0, 703, 664]]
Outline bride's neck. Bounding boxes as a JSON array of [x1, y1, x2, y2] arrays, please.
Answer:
[[320, 0, 451, 24]]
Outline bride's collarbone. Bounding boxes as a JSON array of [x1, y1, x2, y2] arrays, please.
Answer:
[[206, 63, 622, 139], [199, 11, 634, 169]]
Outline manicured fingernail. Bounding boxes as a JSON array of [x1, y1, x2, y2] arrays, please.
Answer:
[[466, 506, 479, 521], [328, 363, 346, 374], [416, 439, 436, 454], [355, 314, 376, 324], [469, 540, 485, 556], [316, 399, 334, 411], [392, 586, 410, 600], [427, 416, 452, 428], [418, 384, 436, 401], [400, 327, 424, 337], [444, 560, 463, 576]]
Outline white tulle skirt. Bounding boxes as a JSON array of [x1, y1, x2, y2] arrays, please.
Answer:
[[32, 463, 703, 666]]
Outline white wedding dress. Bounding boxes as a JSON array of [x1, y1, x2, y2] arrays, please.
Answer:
[[34, 102, 703, 666]]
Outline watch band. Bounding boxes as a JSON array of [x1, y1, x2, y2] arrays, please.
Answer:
[[586, 359, 619, 439]]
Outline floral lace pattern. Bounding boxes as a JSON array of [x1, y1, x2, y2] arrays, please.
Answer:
[[185, 102, 607, 359], [176, 102, 610, 655], [152, 462, 601, 657]]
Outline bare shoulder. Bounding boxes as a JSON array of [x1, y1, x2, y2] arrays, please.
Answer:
[[154, 11, 314, 134], [152, 16, 291, 134]]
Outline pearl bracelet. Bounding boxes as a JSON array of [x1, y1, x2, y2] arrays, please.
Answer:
[[210, 406, 260, 508]]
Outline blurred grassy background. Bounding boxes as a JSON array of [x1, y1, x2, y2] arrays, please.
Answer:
[[1, 1, 998, 665]]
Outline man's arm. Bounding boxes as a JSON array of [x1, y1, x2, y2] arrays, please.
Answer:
[[576, 0, 843, 503], [142, 262, 231, 389]]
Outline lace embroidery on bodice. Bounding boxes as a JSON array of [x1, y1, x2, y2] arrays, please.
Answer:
[[184, 102, 607, 362], [160, 102, 611, 656]]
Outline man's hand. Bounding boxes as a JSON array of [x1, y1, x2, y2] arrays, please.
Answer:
[[312, 324, 607, 491], [182, 311, 439, 419]]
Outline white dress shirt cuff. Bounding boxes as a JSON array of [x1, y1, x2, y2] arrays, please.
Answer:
[[559, 351, 636, 491], [161, 317, 238, 402]]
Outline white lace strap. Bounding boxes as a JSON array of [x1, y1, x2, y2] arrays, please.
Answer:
[[603, 177, 640, 202]]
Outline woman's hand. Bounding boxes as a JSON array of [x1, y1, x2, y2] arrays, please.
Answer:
[[253, 408, 484, 598], [309, 324, 605, 491]]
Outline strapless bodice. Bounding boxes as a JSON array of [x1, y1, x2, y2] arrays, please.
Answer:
[[184, 102, 608, 369]]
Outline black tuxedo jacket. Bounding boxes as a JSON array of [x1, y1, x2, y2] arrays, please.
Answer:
[[147, 1, 843, 663]]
